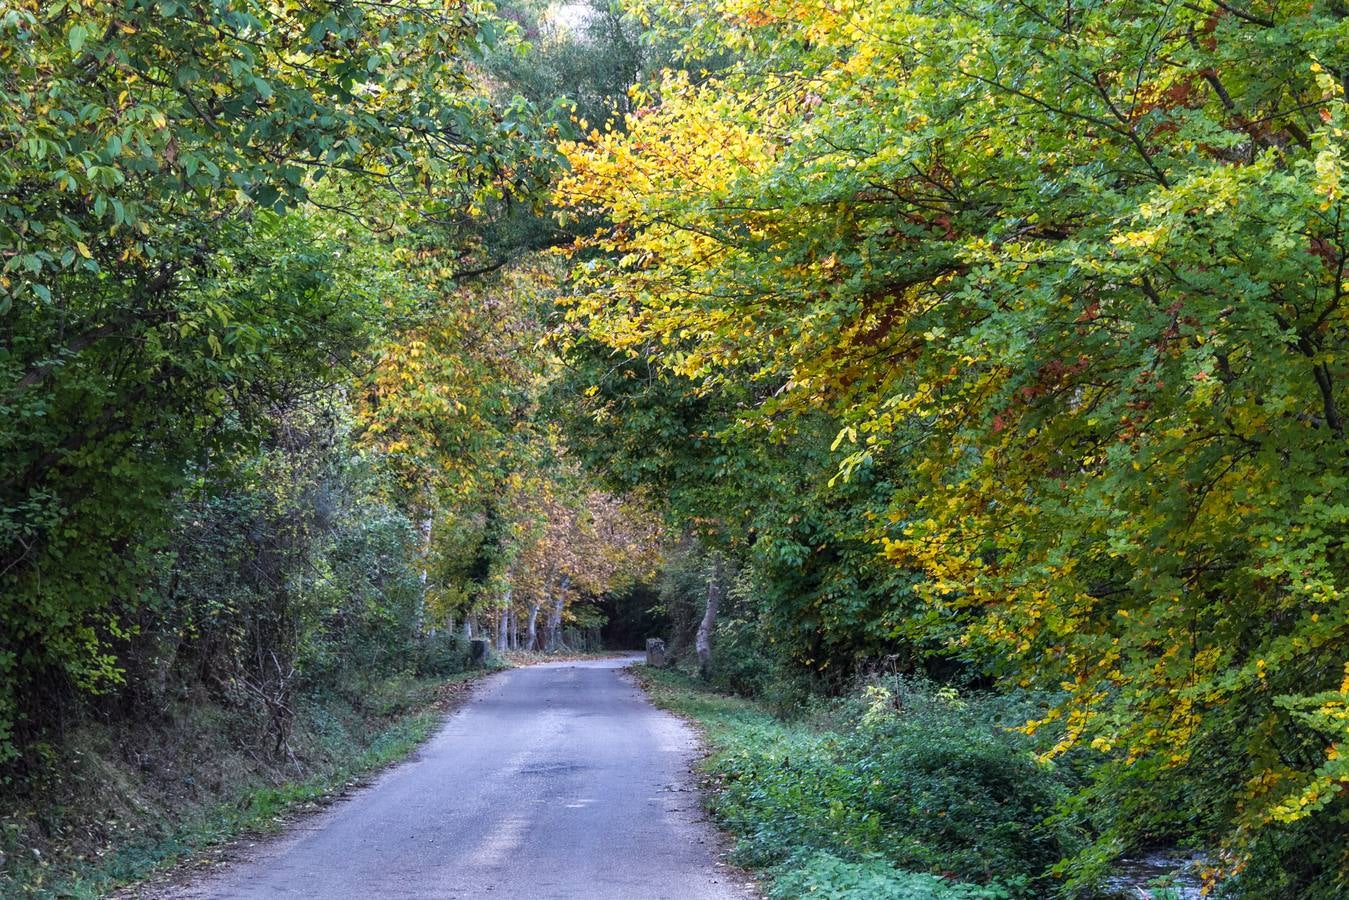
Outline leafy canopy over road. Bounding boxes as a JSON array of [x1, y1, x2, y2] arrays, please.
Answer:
[[4, 0, 1348, 895], [558, 0, 1349, 887]]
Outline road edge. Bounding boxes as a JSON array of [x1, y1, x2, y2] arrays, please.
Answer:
[[109, 667, 500, 899], [623, 663, 764, 900]]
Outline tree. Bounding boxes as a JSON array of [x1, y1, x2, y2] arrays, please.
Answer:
[[695, 552, 723, 678], [0, 0, 540, 760], [500, 453, 663, 652], [557, 0, 1349, 886]]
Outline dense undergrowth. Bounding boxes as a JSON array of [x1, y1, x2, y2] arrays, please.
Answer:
[[636, 666, 1089, 900], [0, 639, 494, 898]]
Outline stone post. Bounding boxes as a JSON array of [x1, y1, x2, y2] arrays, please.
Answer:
[[645, 638, 667, 668]]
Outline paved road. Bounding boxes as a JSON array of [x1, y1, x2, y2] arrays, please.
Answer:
[[160, 657, 749, 900]]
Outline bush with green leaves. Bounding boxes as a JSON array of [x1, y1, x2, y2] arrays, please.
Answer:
[[643, 670, 1083, 897], [102, 402, 447, 752], [769, 853, 1013, 900]]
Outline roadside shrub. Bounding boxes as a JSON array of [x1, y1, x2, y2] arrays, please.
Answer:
[[769, 852, 1013, 900], [411, 632, 472, 677], [708, 616, 778, 698], [1217, 813, 1349, 900], [701, 676, 1081, 896]]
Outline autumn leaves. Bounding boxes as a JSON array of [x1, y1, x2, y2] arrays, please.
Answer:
[[553, 0, 1349, 887]]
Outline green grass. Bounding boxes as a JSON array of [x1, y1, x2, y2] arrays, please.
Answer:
[[635, 666, 1082, 900], [3, 669, 490, 899]]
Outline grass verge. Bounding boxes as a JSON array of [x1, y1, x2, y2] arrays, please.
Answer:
[[2, 667, 498, 899]]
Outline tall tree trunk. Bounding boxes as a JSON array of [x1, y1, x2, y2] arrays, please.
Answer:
[[696, 553, 723, 680], [526, 601, 541, 651], [496, 589, 511, 651], [417, 509, 433, 632], [545, 575, 570, 652], [529, 565, 553, 652], [463, 619, 473, 640]]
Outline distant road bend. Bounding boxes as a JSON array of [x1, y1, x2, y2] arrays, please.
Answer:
[[160, 657, 749, 900]]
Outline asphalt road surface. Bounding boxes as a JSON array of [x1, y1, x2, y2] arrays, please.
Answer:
[[159, 657, 749, 900]]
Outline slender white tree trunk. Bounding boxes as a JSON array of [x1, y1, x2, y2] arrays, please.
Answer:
[[496, 589, 511, 652], [696, 554, 723, 679], [526, 602, 541, 650], [417, 511, 433, 632], [529, 565, 553, 652], [545, 575, 570, 651]]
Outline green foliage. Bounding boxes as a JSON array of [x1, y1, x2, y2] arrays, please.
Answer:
[[558, 0, 1349, 887], [639, 669, 1082, 898], [770, 853, 1012, 900], [491, 0, 657, 136], [2, 210, 378, 754], [1217, 812, 1349, 900], [0, 0, 545, 760], [559, 343, 930, 678], [702, 614, 780, 697], [411, 631, 477, 678]]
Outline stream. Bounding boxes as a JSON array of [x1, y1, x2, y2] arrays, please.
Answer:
[[1103, 850, 1207, 899]]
